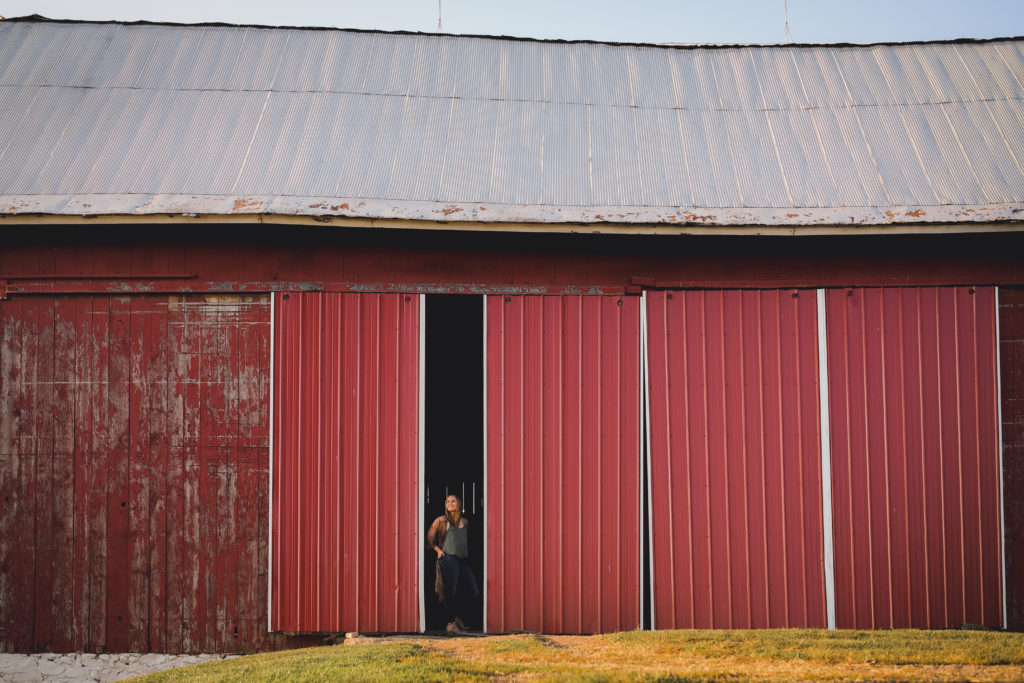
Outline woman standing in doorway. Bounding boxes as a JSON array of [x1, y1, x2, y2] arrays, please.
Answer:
[[427, 493, 480, 635]]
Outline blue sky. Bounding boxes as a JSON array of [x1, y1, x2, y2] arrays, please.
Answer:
[[1, 0, 1022, 44]]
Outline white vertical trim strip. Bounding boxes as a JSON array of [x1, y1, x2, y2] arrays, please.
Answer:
[[641, 291, 655, 630], [816, 288, 837, 630], [267, 292, 276, 633], [637, 294, 644, 630], [419, 294, 427, 634], [996, 287, 1008, 630], [482, 295, 489, 634]]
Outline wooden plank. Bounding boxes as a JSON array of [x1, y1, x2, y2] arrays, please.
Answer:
[[71, 297, 93, 651], [87, 296, 110, 651], [17, 296, 40, 650], [50, 297, 77, 651], [164, 296, 187, 653], [32, 297, 56, 650], [235, 299, 267, 650], [0, 298, 24, 651], [146, 297, 170, 653], [127, 298, 153, 652], [180, 297, 204, 653], [2, 294, 277, 653], [998, 288, 1024, 630], [199, 301, 226, 652], [105, 296, 132, 652]]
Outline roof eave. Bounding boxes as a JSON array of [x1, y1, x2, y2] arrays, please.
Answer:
[[0, 194, 1022, 234]]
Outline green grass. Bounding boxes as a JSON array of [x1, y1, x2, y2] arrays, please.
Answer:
[[485, 633, 564, 654], [133, 642, 521, 682], [607, 628, 1024, 665], [132, 629, 1024, 683]]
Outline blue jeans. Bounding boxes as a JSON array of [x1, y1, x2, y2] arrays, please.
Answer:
[[439, 554, 479, 624]]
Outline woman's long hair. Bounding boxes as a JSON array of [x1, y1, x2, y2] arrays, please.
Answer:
[[445, 493, 463, 527]]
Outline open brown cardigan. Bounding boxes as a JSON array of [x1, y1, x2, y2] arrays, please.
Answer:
[[426, 515, 469, 602]]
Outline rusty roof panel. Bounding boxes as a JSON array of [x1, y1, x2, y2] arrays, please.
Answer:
[[0, 19, 1023, 228]]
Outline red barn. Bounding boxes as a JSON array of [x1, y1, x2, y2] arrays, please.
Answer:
[[0, 16, 1021, 652]]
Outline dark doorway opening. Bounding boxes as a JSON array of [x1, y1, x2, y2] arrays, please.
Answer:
[[423, 294, 484, 633]]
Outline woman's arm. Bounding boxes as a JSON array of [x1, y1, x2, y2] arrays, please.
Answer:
[[426, 516, 446, 557]]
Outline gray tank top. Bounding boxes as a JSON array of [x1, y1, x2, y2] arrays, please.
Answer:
[[442, 522, 468, 558]]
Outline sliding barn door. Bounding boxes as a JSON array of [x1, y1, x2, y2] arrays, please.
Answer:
[[486, 295, 642, 634], [645, 290, 826, 629], [271, 292, 421, 633], [825, 286, 1002, 629]]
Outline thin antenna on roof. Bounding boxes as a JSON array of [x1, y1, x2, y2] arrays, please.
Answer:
[[783, 0, 794, 43], [438, 0, 443, 32]]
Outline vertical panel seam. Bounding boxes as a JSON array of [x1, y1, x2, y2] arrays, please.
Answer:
[[719, 292, 733, 628], [775, 292, 790, 626], [878, 290, 894, 629], [972, 289, 985, 622], [756, 294, 769, 626], [915, 288, 931, 626], [995, 287, 1007, 630], [739, 293, 752, 628], [482, 295, 488, 634], [267, 293, 275, 633], [858, 292, 875, 628], [935, 290, 949, 625], [793, 292, 808, 626], [700, 293, 712, 628], [816, 289, 837, 630], [418, 294, 426, 634], [641, 292, 653, 630], [897, 290, 912, 626], [953, 290, 967, 623]]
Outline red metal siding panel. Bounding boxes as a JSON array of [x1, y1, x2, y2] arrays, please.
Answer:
[[0, 294, 296, 653], [646, 290, 825, 629], [1001, 287, 1024, 631], [486, 295, 641, 634], [826, 287, 1002, 628], [271, 292, 421, 633]]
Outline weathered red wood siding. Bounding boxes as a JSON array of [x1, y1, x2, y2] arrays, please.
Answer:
[[645, 290, 826, 629], [826, 287, 1003, 629], [271, 292, 421, 633], [999, 287, 1024, 631], [485, 295, 642, 634], [3, 230, 1024, 297], [0, 294, 311, 653]]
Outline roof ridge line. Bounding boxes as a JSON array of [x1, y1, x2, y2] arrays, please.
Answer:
[[3, 14, 1024, 51]]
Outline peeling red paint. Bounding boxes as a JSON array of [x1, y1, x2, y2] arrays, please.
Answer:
[[0, 294, 312, 653], [886, 210, 896, 219], [905, 209, 927, 217], [681, 212, 716, 222], [232, 198, 262, 212], [787, 213, 800, 218], [441, 206, 464, 216]]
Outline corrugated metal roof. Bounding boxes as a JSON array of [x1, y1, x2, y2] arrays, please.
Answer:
[[0, 18, 1023, 228]]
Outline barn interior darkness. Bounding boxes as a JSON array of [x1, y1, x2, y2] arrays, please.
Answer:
[[424, 294, 485, 631]]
